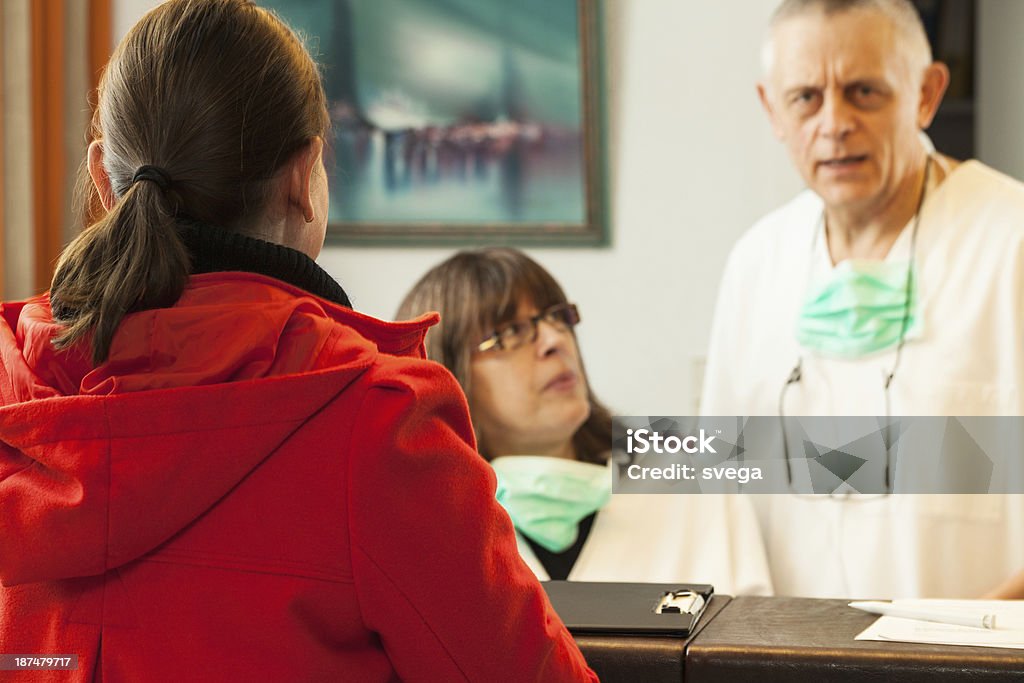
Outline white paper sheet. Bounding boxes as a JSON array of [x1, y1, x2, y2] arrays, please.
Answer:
[[855, 600, 1024, 649]]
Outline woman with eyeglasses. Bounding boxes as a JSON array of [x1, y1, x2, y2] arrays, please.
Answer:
[[399, 248, 772, 593]]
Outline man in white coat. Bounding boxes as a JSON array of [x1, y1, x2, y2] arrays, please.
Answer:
[[702, 0, 1024, 599]]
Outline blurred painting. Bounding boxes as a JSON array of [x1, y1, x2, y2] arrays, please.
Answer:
[[261, 0, 606, 244]]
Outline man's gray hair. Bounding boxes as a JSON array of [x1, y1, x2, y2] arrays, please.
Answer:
[[761, 0, 932, 76]]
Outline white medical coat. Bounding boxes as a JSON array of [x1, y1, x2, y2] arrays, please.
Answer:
[[516, 492, 773, 596], [702, 161, 1024, 598]]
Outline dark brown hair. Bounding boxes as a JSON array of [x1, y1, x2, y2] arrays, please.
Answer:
[[397, 248, 613, 464], [51, 0, 330, 363]]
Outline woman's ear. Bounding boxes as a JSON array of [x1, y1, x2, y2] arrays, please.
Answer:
[[287, 136, 324, 223], [88, 141, 115, 211]]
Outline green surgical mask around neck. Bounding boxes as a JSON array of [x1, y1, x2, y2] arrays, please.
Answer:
[[491, 456, 611, 553], [795, 258, 919, 359]]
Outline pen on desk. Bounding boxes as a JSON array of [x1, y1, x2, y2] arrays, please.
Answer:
[[848, 601, 997, 630]]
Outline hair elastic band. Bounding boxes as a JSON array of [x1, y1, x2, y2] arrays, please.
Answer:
[[131, 165, 173, 191]]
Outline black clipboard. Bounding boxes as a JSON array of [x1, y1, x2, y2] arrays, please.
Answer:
[[543, 581, 714, 637]]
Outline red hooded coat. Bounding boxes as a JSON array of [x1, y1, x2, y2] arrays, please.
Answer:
[[0, 271, 597, 682]]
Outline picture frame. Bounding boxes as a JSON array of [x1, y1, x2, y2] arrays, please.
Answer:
[[262, 0, 607, 246]]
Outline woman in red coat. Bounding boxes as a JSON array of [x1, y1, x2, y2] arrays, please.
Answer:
[[0, 1, 596, 681]]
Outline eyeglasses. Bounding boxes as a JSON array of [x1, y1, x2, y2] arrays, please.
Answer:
[[778, 255, 914, 497], [778, 360, 900, 499], [476, 303, 580, 353], [778, 156, 932, 498]]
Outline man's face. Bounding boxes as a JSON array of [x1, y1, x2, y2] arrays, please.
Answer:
[[760, 9, 930, 215]]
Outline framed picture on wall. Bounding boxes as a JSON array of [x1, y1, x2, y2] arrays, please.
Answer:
[[260, 0, 607, 246]]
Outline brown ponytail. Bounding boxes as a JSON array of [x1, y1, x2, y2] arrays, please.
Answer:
[[50, 0, 329, 363], [51, 178, 189, 364]]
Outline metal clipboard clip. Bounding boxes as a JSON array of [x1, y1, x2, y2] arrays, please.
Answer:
[[654, 589, 706, 616]]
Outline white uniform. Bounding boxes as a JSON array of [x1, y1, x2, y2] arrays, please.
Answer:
[[516, 493, 773, 596], [702, 160, 1024, 598]]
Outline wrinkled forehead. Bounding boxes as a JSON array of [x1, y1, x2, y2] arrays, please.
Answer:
[[767, 8, 914, 89]]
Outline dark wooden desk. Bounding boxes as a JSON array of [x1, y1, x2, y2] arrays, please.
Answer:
[[569, 595, 730, 683], [684, 596, 1024, 683]]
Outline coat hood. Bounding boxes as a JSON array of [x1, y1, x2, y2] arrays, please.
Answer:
[[0, 272, 437, 586]]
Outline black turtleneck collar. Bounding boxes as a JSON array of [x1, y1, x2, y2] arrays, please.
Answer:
[[177, 221, 353, 309]]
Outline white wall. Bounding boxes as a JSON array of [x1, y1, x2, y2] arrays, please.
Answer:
[[115, 0, 1024, 416]]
